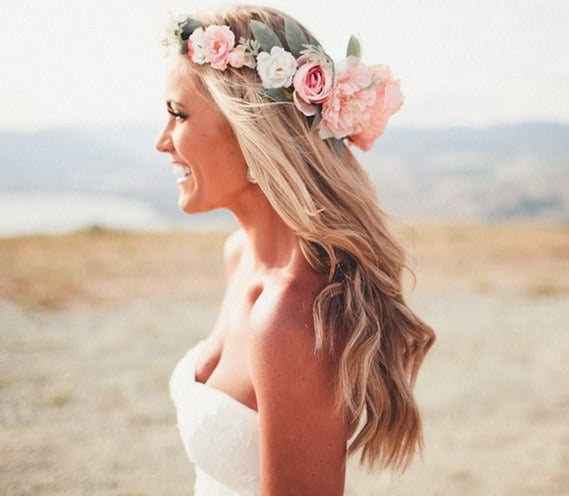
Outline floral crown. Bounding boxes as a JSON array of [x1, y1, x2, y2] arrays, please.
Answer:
[[162, 14, 404, 152]]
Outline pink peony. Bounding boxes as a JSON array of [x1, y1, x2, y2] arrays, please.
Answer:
[[292, 55, 334, 116], [319, 56, 377, 141], [202, 25, 235, 70], [349, 65, 404, 151]]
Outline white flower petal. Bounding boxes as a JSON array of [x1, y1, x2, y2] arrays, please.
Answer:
[[256, 47, 297, 89]]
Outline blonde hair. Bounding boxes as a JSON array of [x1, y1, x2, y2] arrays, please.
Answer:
[[175, 5, 435, 472]]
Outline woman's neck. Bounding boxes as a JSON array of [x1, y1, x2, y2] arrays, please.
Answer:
[[229, 187, 301, 272]]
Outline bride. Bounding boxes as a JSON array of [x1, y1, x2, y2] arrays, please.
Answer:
[[157, 5, 435, 495]]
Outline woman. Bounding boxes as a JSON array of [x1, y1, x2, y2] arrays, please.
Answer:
[[157, 5, 435, 495]]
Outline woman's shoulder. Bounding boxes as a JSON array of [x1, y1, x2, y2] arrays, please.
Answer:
[[252, 270, 317, 337], [249, 267, 335, 403], [247, 267, 347, 493]]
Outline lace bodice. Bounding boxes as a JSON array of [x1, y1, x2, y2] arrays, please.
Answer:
[[169, 341, 260, 495]]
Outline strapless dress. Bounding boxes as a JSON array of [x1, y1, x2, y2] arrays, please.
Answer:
[[169, 341, 260, 495]]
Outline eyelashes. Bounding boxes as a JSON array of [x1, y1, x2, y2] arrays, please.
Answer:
[[168, 109, 188, 121]]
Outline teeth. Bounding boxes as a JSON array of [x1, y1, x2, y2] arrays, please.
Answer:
[[173, 164, 192, 182]]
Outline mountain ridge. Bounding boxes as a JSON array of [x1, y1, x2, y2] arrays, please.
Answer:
[[1, 122, 568, 225]]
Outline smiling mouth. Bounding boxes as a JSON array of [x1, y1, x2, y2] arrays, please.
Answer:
[[173, 163, 193, 184]]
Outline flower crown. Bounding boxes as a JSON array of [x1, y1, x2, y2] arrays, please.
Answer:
[[163, 15, 404, 152]]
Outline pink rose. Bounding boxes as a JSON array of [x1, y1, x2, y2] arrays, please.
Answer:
[[228, 45, 245, 68], [349, 65, 404, 151], [292, 55, 334, 116], [228, 45, 256, 69], [202, 25, 235, 70], [319, 56, 377, 140], [243, 53, 257, 69]]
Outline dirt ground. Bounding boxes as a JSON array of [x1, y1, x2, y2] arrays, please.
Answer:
[[1, 224, 568, 495]]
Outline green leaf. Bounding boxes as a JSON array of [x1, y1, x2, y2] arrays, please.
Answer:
[[331, 138, 345, 156], [250, 20, 282, 52], [284, 18, 308, 57], [308, 34, 321, 48], [179, 17, 202, 40], [178, 17, 202, 54], [264, 88, 289, 103], [346, 35, 361, 58], [309, 110, 322, 133]]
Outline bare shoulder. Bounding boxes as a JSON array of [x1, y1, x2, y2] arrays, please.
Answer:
[[250, 277, 321, 376], [222, 228, 247, 278], [249, 275, 347, 495]]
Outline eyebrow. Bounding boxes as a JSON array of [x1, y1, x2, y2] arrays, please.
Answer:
[[167, 100, 186, 110]]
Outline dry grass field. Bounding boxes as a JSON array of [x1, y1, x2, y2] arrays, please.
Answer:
[[1, 223, 568, 495]]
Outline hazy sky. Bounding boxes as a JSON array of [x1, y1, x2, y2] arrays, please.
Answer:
[[1, 0, 568, 131]]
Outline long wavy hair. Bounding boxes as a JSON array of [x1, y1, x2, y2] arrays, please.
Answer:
[[170, 4, 435, 472]]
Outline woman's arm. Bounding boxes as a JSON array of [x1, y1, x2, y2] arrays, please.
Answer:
[[250, 286, 348, 496]]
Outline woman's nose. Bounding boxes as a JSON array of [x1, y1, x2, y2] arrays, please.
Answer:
[[155, 125, 172, 153]]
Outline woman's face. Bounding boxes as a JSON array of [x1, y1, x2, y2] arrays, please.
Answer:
[[155, 66, 250, 214]]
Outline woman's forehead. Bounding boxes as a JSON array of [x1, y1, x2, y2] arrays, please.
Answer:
[[164, 65, 202, 102]]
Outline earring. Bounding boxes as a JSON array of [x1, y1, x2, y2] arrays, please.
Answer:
[[247, 167, 258, 184]]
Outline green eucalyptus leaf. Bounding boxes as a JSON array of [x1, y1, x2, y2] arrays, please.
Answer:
[[309, 110, 322, 133], [331, 138, 345, 156], [180, 17, 202, 40], [308, 34, 321, 48], [346, 35, 362, 58], [250, 20, 282, 52], [264, 88, 289, 103], [284, 18, 308, 57]]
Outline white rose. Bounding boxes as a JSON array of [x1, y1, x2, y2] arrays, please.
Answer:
[[161, 15, 180, 48], [256, 46, 297, 89], [189, 27, 206, 64]]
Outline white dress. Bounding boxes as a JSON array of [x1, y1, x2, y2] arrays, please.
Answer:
[[169, 341, 260, 495]]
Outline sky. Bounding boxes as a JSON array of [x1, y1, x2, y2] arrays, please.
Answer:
[[1, 0, 568, 131]]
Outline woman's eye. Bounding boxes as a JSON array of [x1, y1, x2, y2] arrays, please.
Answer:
[[168, 109, 188, 122]]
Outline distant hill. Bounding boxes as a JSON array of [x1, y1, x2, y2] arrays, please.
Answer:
[[364, 122, 569, 223], [1, 122, 568, 224]]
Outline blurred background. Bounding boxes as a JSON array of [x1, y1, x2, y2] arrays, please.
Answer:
[[1, 0, 568, 495]]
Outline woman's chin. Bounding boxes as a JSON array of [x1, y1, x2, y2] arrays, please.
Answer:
[[177, 194, 196, 214], [178, 201, 197, 215], [178, 195, 209, 215]]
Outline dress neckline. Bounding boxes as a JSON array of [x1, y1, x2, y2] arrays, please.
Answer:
[[192, 341, 259, 416]]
